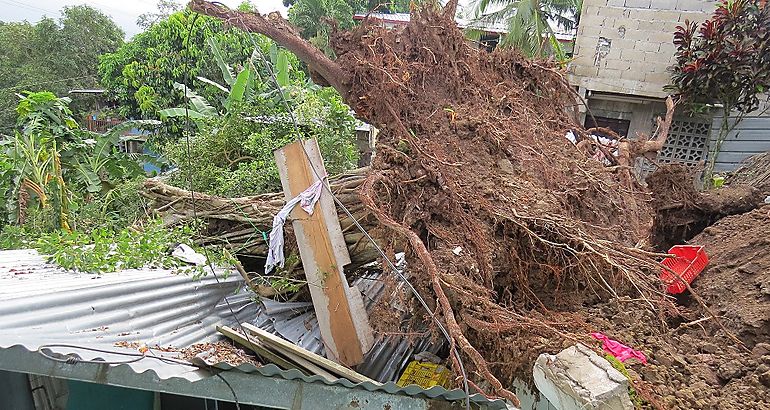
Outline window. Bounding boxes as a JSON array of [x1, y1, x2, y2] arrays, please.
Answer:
[[584, 116, 631, 138]]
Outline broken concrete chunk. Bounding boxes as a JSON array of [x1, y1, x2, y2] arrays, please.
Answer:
[[533, 343, 634, 410]]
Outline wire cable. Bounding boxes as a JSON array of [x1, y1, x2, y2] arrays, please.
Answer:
[[180, 13, 248, 410], [38, 343, 241, 408], [235, 16, 472, 409]]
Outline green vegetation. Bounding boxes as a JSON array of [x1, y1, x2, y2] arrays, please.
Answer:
[[1, 3, 359, 276], [98, 10, 255, 120], [604, 354, 644, 409], [0, 92, 156, 231], [470, 0, 582, 60], [0, 5, 124, 133]]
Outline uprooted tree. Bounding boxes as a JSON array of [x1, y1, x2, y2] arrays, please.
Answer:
[[184, 0, 679, 404]]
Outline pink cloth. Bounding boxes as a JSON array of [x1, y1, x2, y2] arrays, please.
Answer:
[[591, 332, 648, 364]]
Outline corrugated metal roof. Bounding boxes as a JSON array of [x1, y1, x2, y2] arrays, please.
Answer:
[[0, 250, 504, 408]]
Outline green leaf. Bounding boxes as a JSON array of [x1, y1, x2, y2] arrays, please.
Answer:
[[158, 108, 208, 119], [207, 36, 236, 86], [225, 68, 251, 110], [276, 50, 290, 87]]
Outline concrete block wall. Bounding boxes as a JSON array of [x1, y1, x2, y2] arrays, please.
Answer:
[[569, 0, 715, 98]]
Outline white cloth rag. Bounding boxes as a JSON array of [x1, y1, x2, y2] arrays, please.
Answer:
[[264, 180, 324, 273]]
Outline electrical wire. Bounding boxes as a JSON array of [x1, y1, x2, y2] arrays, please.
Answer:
[[233, 14, 473, 410], [0, 75, 98, 93], [182, 12, 246, 410], [38, 343, 241, 409]]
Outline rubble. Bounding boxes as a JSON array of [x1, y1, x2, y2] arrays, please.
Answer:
[[533, 343, 634, 410]]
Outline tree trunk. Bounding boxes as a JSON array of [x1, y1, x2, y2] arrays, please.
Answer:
[[140, 168, 388, 270], [188, 0, 350, 95]]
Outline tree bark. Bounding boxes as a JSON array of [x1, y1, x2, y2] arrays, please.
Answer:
[[188, 0, 350, 95], [140, 169, 388, 270]]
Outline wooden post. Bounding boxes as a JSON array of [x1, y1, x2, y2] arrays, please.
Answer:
[[274, 139, 373, 366]]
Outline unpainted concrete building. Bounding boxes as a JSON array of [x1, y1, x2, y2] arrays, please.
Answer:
[[569, 0, 736, 171]]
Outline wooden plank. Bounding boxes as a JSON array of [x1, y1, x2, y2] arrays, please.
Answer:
[[275, 349, 338, 382], [216, 325, 296, 371], [241, 323, 378, 385], [274, 139, 373, 366], [218, 326, 337, 382]]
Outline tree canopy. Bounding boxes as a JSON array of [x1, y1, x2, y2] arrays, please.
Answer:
[[0, 5, 124, 133], [98, 11, 259, 120]]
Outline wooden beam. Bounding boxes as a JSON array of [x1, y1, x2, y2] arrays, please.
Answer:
[[241, 323, 377, 385], [216, 325, 296, 371], [274, 139, 373, 367]]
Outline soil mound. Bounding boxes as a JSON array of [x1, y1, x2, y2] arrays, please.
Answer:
[[588, 207, 770, 409], [691, 207, 770, 347]]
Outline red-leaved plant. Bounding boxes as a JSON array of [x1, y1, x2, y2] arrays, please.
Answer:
[[667, 0, 769, 179]]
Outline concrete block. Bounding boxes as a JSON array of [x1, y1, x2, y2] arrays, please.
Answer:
[[647, 31, 675, 43], [602, 59, 633, 70], [648, 10, 682, 21], [679, 10, 710, 22], [620, 48, 644, 62], [607, 0, 626, 6], [602, 6, 629, 18], [580, 24, 604, 37], [621, 67, 646, 81], [623, 28, 653, 41], [644, 50, 671, 63], [676, 0, 716, 12], [632, 9, 666, 21], [624, 0, 652, 8], [645, 72, 673, 84], [611, 38, 637, 50], [533, 344, 634, 410], [597, 67, 625, 80], [634, 40, 661, 52]]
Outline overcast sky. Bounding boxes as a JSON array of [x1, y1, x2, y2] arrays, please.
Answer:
[[0, 0, 478, 38], [0, 0, 288, 37]]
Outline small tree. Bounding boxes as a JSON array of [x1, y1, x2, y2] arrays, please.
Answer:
[[668, 0, 770, 179]]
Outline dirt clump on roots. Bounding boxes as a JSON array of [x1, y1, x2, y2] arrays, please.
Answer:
[[647, 164, 763, 250], [330, 8, 672, 401]]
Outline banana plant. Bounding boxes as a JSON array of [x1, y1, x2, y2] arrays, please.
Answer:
[[158, 37, 299, 121], [71, 120, 161, 194]]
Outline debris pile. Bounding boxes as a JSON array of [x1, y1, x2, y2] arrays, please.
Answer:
[[184, 1, 768, 406], [186, 2, 678, 403]]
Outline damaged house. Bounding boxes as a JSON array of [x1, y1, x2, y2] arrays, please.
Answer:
[[569, 0, 770, 172]]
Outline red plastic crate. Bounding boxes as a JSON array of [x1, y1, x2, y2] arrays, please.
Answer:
[[660, 245, 709, 294]]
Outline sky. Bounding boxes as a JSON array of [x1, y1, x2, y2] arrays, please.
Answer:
[[0, 0, 288, 37], [0, 0, 479, 38]]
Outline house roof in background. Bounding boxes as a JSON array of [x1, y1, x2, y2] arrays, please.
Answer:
[[0, 249, 503, 409]]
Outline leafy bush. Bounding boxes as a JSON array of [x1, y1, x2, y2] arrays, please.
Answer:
[[164, 88, 358, 197], [3, 218, 231, 275], [1, 91, 156, 231], [69, 176, 151, 233]]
